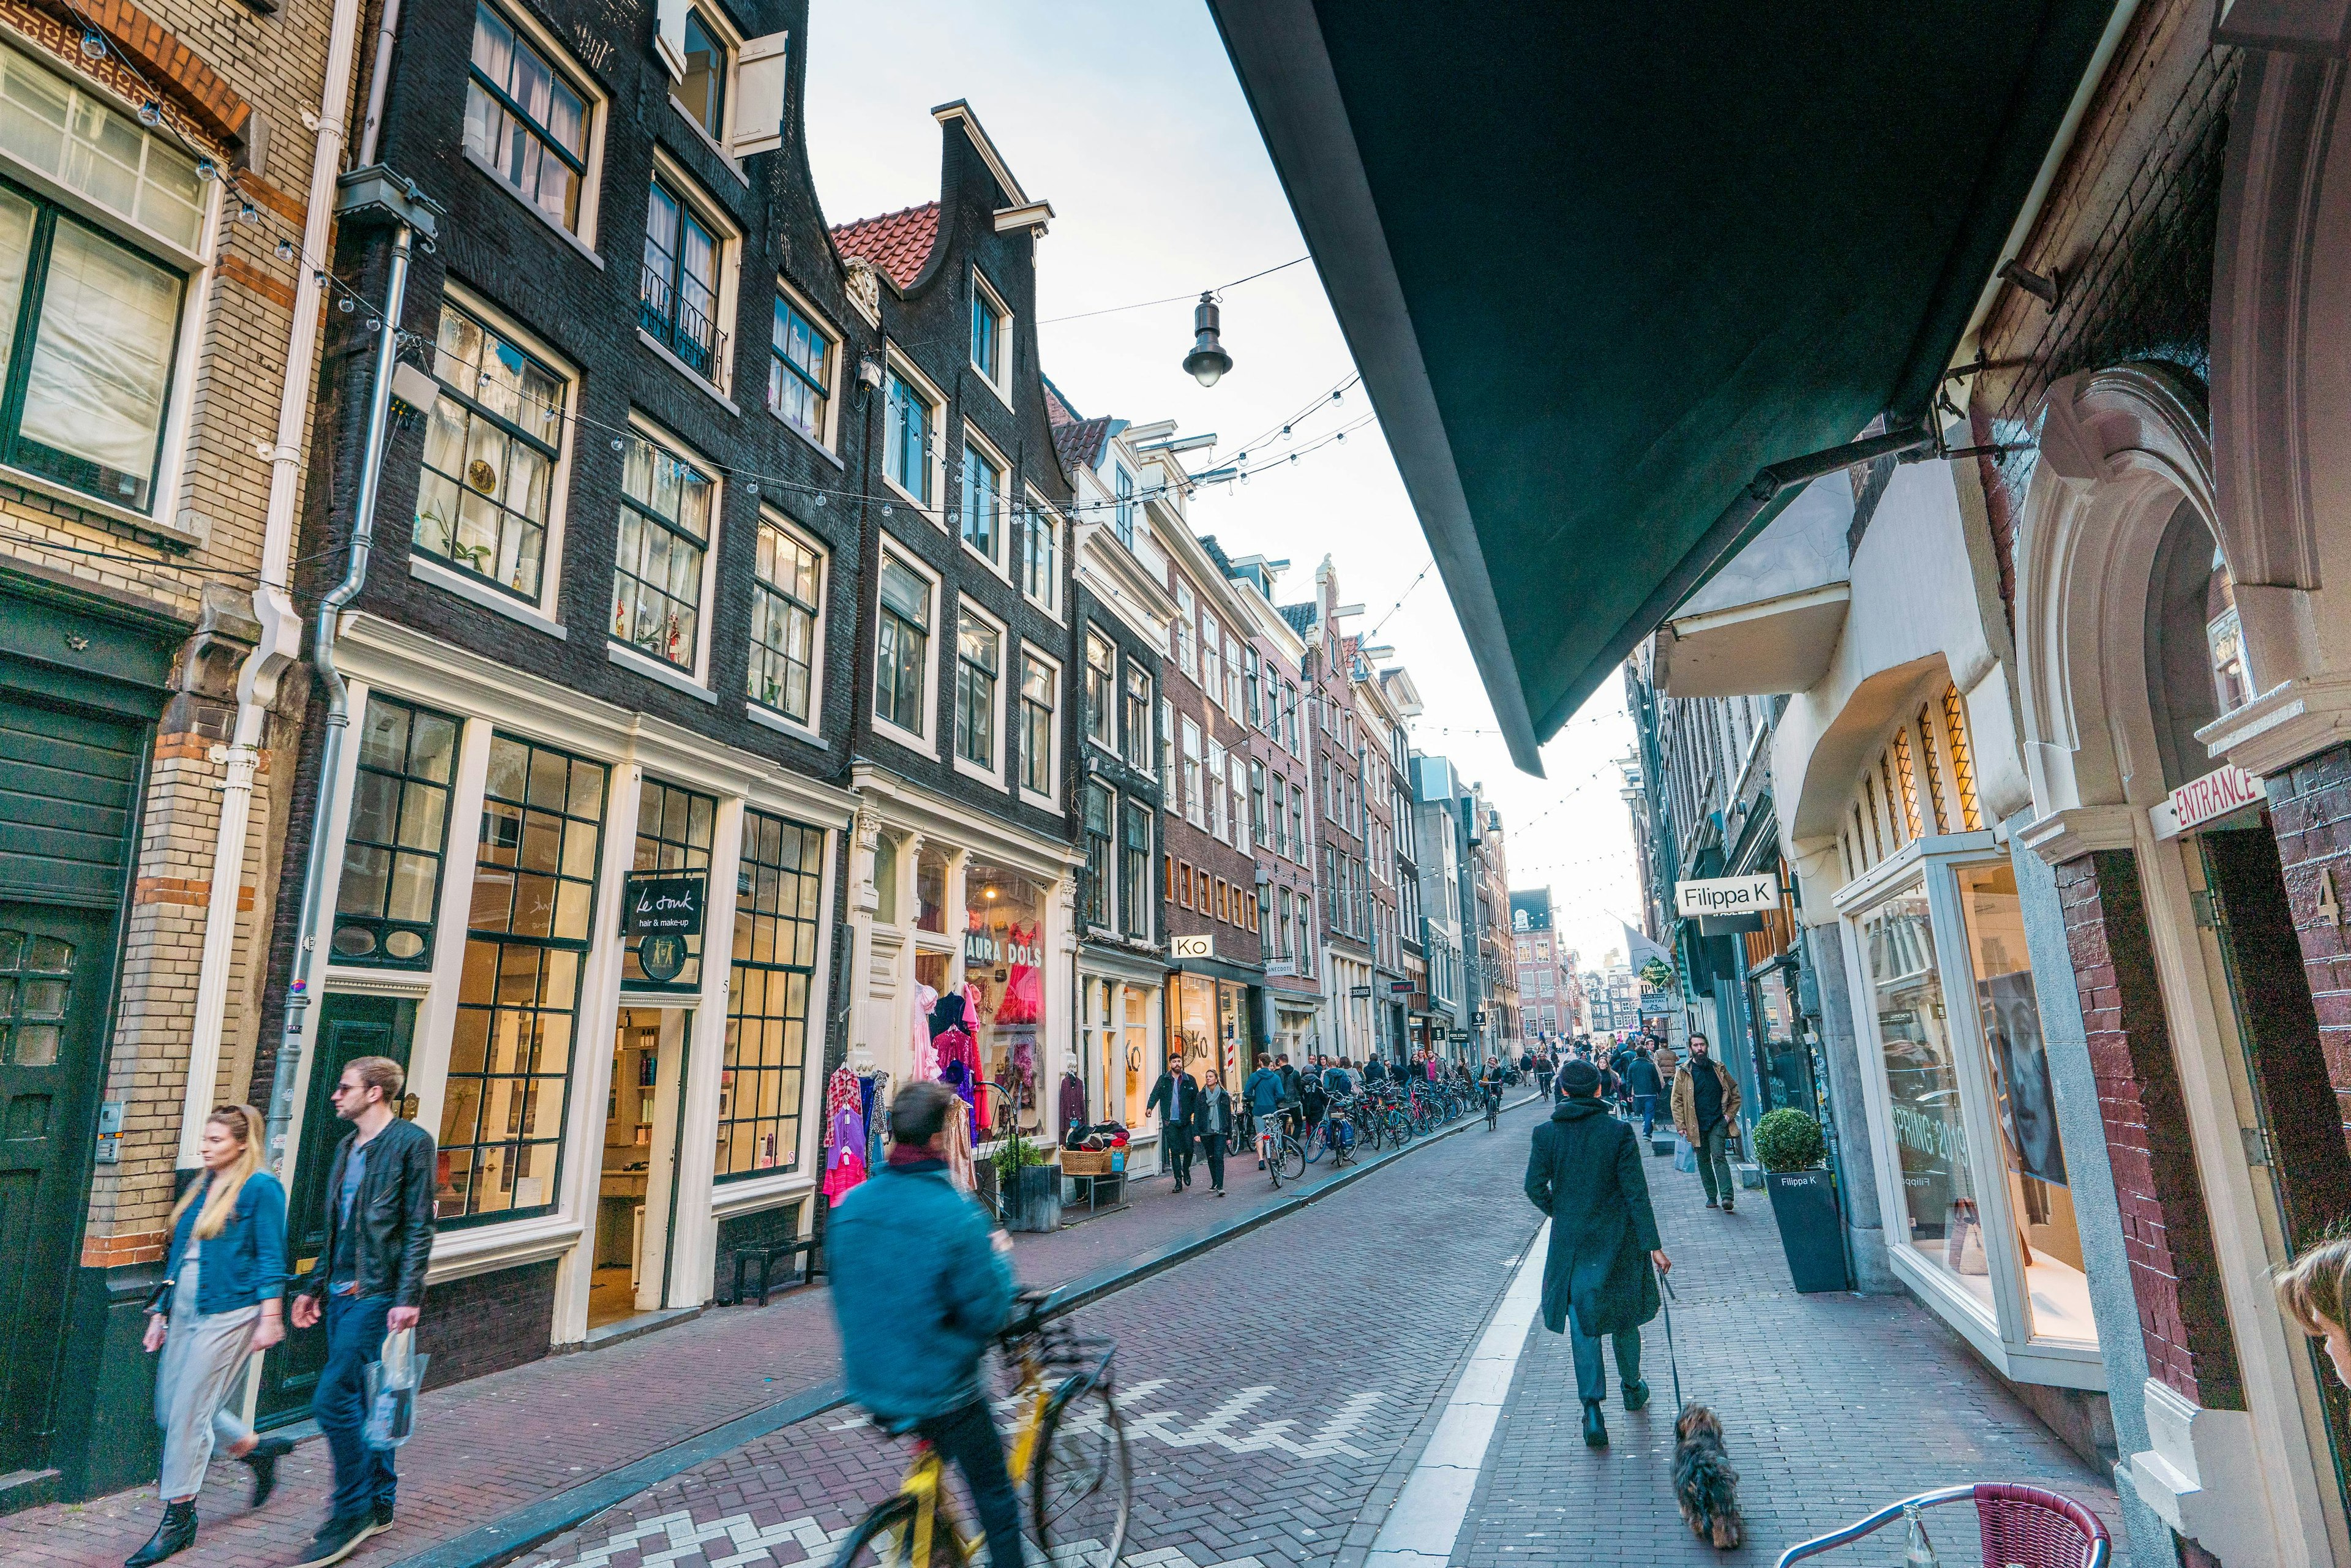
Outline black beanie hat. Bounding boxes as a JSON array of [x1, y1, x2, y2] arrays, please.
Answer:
[[1560, 1060, 1601, 1097]]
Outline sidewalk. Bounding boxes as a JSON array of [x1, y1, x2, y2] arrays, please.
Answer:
[[1, 1103, 1512, 1568]]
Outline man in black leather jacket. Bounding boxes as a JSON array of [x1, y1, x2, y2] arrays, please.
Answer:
[[287, 1054, 436, 1567]]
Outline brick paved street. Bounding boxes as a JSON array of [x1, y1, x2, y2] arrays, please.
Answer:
[[3, 1100, 2122, 1568], [0, 1102, 1504, 1568]]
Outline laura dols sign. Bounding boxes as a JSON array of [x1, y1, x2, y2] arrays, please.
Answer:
[[1674, 874, 1779, 920], [2153, 763, 2265, 839]]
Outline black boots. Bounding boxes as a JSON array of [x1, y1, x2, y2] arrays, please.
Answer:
[[126, 1499, 197, 1567], [1623, 1378, 1650, 1412], [241, 1435, 295, 1508], [1582, 1400, 1608, 1448]]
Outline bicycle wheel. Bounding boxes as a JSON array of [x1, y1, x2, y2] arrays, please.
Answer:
[[1303, 1122, 1327, 1165], [1276, 1137, 1305, 1182], [1032, 1378, 1132, 1568], [833, 1495, 945, 1568]]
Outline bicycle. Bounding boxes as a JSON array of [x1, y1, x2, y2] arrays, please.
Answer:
[[832, 1290, 1132, 1568], [1258, 1114, 1306, 1187]]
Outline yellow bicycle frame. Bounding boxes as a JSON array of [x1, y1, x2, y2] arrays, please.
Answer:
[[883, 1358, 1054, 1567]]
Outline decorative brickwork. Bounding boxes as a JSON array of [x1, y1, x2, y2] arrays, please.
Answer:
[[2057, 848, 2243, 1408]]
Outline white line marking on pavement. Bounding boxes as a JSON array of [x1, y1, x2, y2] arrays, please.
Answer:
[[1363, 1221, 1548, 1568]]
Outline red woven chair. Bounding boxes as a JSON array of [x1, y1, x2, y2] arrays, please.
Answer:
[[1774, 1483, 2109, 1568]]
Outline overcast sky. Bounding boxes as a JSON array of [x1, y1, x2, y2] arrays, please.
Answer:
[[804, 0, 1642, 973]]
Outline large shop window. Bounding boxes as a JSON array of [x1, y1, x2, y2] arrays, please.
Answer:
[[465, 3, 589, 233], [964, 868, 1044, 1138], [621, 778, 713, 990], [332, 698, 459, 968], [749, 517, 821, 725], [1853, 853, 2094, 1354], [419, 299, 566, 601], [612, 430, 714, 670], [442, 735, 607, 1223], [718, 809, 823, 1178]]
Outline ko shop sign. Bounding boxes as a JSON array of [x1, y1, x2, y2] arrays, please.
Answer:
[[1674, 874, 1780, 920]]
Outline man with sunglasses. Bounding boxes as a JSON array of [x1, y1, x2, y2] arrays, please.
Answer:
[[287, 1056, 435, 1567]]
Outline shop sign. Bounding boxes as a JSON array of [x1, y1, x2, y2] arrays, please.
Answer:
[[1674, 873, 1778, 919], [622, 874, 705, 937], [1639, 992, 1678, 1016], [1172, 934, 1215, 959], [1349, 985, 1374, 999], [1390, 980, 1413, 995], [2154, 763, 2265, 838], [1448, 1029, 1471, 1043]]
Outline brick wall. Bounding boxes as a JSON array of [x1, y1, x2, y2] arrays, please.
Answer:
[[2264, 743, 2351, 1152], [2057, 848, 2243, 1408], [419, 1260, 560, 1389]]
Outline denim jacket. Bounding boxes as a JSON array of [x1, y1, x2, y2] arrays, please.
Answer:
[[161, 1170, 289, 1316]]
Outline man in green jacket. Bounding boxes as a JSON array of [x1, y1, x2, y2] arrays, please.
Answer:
[[1524, 1060, 1671, 1449], [830, 1081, 1022, 1567]]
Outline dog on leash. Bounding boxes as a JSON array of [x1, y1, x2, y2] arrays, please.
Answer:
[[1672, 1403, 1744, 1550]]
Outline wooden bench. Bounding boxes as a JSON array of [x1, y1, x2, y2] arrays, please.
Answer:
[[730, 1236, 819, 1305]]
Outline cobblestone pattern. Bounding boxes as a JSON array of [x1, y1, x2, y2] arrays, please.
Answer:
[[1446, 1139, 2120, 1568], [0, 1105, 1503, 1568]]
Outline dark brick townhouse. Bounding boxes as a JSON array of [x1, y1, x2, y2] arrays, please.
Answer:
[[1283, 560, 1377, 1062]]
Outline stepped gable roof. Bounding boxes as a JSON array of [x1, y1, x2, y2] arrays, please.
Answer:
[[830, 203, 939, 290]]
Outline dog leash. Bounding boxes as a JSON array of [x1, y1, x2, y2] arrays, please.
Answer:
[[1655, 1262, 1684, 1414]]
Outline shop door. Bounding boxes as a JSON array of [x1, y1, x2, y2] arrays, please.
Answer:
[[0, 902, 116, 1473], [2197, 825, 2351, 1516], [256, 994, 416, 1426]]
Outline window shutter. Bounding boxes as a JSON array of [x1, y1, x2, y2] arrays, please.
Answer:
[[654, 0, 689, 80], [732, 32, 789, 156]]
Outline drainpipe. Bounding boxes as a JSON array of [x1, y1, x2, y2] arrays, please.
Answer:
[[264, 171, 439, 1169], [175, 0, 369, 1171]]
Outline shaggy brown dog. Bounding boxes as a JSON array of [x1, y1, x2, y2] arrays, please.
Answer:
[[1672, 1403, 1744, 1549]]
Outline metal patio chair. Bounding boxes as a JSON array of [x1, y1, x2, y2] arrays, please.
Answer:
[[1775, 1483, 2110, 1568]]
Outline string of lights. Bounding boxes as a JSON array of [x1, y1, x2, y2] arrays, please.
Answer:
[[1036, 254, 1311, 326]]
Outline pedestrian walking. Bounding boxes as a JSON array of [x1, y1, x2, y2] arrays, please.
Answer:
[[1524, 1059, 1671, 1450], [287, 1055, 436, 1568], [127, 1105, 294, 1567], [1146, 1057, 1201, 1189], [1670, 1033, 1742, 1213], [1244, 1055, 1283, 1169], [1626, 1046, 1663, 1139], [1190, 1072, 1235, 1195]]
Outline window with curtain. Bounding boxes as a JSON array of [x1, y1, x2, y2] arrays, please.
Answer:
[[1021, 653, 1055, 796], [768, 293, 831, 444], [612, 430, 714, 669], [332, 697, 460, 969], [441, 735, 606, 1222], [1022, 503, 1059, 610], [1123, 666, 1152, 770], [640, 178, 722, 381], [956, 609, 1000, 768], [875, 555, 930, 734], [883, 369, 931, 502], [719, 810, 824, 1179], [418, 298, 566, 601], [464, 3, 588, 231], [749, 518, 821, 724], [1084, 633, 1114, 748], [1083, 782, 1112, 929], [1121, 802, 1150, 940], [959, 440, 1002, 563]]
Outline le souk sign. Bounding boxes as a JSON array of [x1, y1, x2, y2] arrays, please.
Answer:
[[2153, 763, 2266, 839]]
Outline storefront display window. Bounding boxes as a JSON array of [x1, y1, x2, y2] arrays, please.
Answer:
[[1955, 863, 2094, 1346], [964, 865, 1043, 1138], [1861, 884, 1992, 1319], [718, 809, 824, 1179], [1173, 973, 1217, 1085], [1123, 987, 1148, 1124], [621, 778, 714, 990]]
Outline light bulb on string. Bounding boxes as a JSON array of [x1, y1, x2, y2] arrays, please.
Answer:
[[137, 101, 162, 128], [337, 297, 354, 313], [239, 203, 259, 225], [1281, 424, 1292, 440], [814, 493, 827, 507], [276, 238, 294, 260], [80, 28, 104, 58]]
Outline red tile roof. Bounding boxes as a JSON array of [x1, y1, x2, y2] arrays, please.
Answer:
[[830, 203, 939, 291]]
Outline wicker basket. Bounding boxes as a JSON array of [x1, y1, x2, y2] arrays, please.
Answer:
[[1060, 1149, 1116, 1177]]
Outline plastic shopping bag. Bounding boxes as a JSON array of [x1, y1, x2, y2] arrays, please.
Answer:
[[1673, 1134, 1697, 1174], [363, 1327, 429, 1450]]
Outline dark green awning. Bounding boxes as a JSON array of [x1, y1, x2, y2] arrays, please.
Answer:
[[1207, 1, 2123, 773]]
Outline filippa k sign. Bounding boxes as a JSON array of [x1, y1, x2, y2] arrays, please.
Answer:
[[1674, 874, 1779, 920]]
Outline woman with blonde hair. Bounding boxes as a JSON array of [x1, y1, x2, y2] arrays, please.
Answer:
[[2278, 1233, 2351, 1388], [129, 1103, 293, 1566]]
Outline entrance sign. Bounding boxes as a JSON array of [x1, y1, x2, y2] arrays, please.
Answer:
[[1674, 874, 1779, 920], [2154, 763, 2264, 838]]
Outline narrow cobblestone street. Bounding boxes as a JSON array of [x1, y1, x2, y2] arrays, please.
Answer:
[[4, 1101, 2121, 1568]]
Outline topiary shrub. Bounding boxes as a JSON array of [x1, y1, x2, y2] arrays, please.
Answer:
[[1752, 1108, 1826, 1172]]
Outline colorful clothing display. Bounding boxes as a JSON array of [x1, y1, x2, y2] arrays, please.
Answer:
[[910, 985, 940, 1080], [997, 922, 1043, 1024], [822, 1067, 868, 1205]]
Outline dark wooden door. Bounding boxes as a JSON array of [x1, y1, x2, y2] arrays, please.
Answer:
[[0, 902, 115, 1472], [255, 993, 414, 1426]]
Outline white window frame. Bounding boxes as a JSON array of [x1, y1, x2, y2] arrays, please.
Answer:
[[956, 423, 1011, 579], [1206, 738, 1229, 844], [1172, 580, 1197, 678], [871, 545, 940, 755], [767, 276, 842, 457], [607, 410, 722, 695], [1017, 641, 1060, 809], [1180, 715, 1204, 828], [880, 343, 948, 524], [743, 507, 827, 743], [969, 265, 1013, 408], [410, 282, 578, 634], [668, 1, 744, 171], [640, 148, 741, 403], [1228, 754, 1247, 849], [1083, 631, 1116, 753], [1202, 621, 1225, 714], [462, 0, 609, 260], [1020, 487, 1062, 618], [952, 598, 1009, 788]]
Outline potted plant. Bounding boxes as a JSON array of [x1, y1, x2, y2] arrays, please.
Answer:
[[994, 1125, 1060, 1233], [1752, 1108, 1848, 1293]]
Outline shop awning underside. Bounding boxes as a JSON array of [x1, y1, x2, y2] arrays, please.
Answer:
[[1207, 0, 2121, 773]]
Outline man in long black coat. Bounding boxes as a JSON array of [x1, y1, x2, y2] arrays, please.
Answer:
[[1524, 1059, 1671, 1449], [1145, 1059, 1201, 1190]]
